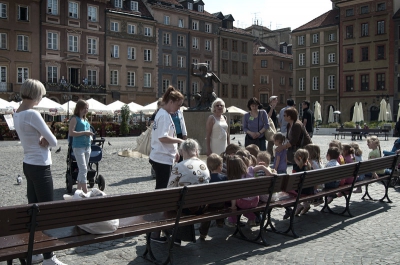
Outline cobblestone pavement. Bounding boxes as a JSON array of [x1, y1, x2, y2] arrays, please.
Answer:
[[1, 134, 400, 265]]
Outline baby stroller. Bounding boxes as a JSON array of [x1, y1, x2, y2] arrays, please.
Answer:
[[66, 126, 106, 193]]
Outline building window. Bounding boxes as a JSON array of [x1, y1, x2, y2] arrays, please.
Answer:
[[222, 39, 228, 50], [161, 79, 170, 93], [17, 35, 28, 51], [47, 66, 58, 83], [222, 60, 228, 73], [328, 75, 335, 89], [131, 1, 138, 11], [242, 42, 248, 53], [187, 2, 193, 10], [110, 70, 118, 85], [312, 33, 318, 43], [144, 73, 151, 87], [377, 21, 385, 34], [312, 51, 319, 64], [232, 40, 238, 52], [205, 23, 211, 33], [177, 56, 185, 68], [361, 5, 369, 14], [328, 33, 335, 41], [18, 5, 28, 21], [87, 38, 97, 54], [163, 54, 171, 66], [260, 75, 268, 84], [17, 67, 28, 83], [114, 0, 122, 8], [205, 60, 211, 71], [346, 8, 354, 16], [361, 74, 369, 91], [289, 63, 293, 70], [377, 3, 386, 11], [127, 47, 135, 60], [47, 32, 58, 50], [192, 37, 199, 49], [0, 33, 6, 49], [192, 58, 198, 68], [261, 60, 267, 68], [282, 45, 287, 54], [88, 6, 97, 22], [299, 53, 305, 66], [144, 49, 151, 61], [376, 73, 385, 90], [280, 77, 285, 85], [68, 2, 78, 18], [242, 63, 248, 76], [222, 84, 228, 97], [163, 33, 170, 45], [346, 25, 353, 38], [111, 44, 119, 58], [289, 78, 293, 86], [205, 40, 211, 51], [361, 23, 369, 37], [127, 24, 135, 34], [47, 0, 58, 15], [164, 16, 170, 25], [347, 49, 353, 62], [232, 61, 238, 75], [111, 21, 119, 32], [346, 76, 354, 91], [312, 76, 319, 90], [299, 78, 304, 91], [0, 3, 7, 18], [177, 80, 184, 92], [328, 53, 335, 63], [361, 47, 369, 61], [178, 19, 184, 28], [280, 61, 284, 69], [127, 72, 135, 86], [88, 70, 96, 85], [67, 36, 78, 52], [191, 82, 198, 94], [177, 35, 185, 47], [144, 27, 152, 36], [241, 85, 247, 99], [192, 20, 199, 30], [0, 66, 6, 85], [198, 5, 203, 12], [298, 35, 304, 45], [232, 85, 238, 98], [377, 45, 385, 59]]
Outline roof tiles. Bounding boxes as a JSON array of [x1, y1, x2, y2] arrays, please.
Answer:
[[292, 8, 339, 32]]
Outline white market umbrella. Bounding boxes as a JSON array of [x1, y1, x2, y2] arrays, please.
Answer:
[[107, 100, 128, 113], [378, 99, 387, 122], [61, 100, 76, 114], [358, 102, 364, 124], [8, 101, 20, 108], [226, 106, 247, 115], [352, 102, 360, 123], [140, 101, 159, 115], [314, 101, 322, 123], [387, 103, 392, 122], [0, 98, 16, 113], [328, 106, 335, 123], [127, 102, 143, 113], [34, 97, 64, 114], [86, 98, 113, 115]]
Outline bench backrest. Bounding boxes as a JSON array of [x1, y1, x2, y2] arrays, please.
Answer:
[[0, 188, 183, 237], [358, 155, 399, 175], [282, 163, 358, 192]]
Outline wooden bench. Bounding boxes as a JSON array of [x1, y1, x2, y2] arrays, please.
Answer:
[[265, 155, 398, 238], [336, 128, 390, 140], [0, 175, 281, 265]]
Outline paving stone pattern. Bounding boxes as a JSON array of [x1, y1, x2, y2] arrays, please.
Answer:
[[1, 134, 399, 265]]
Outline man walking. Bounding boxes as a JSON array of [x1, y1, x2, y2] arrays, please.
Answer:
[[301, 100, 314, 138]]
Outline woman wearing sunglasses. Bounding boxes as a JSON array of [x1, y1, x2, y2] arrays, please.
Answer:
[[206, 98, 230, 156]]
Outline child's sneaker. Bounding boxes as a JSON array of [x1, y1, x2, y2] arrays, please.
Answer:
[[42, 255, 67, 265], [31, 254, 44, 264]]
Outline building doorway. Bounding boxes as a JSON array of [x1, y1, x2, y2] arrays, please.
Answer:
[[370, 106, 379, 121], [69, 68, 80, 85]]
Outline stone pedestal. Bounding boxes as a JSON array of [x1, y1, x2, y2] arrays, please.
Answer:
[[183, 111, 210, 155]]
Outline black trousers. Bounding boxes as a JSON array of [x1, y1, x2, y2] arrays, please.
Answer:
[[149, 159, 172, 189]]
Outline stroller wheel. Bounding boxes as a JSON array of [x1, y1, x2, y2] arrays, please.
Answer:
[[66, 173, 73, 194], [97, 175, 105, 191]]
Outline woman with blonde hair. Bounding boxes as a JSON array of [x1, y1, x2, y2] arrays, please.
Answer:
[[206, 98, 230, 156]]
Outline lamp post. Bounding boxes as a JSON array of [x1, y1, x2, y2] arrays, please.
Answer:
[[63, 94, 72, 120]]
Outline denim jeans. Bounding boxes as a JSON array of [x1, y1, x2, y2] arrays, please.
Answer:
[[73, 146, 91, 184]]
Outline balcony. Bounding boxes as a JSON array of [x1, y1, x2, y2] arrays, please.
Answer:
[[0, 83, 13, 92], [44, 83, 106, 94]]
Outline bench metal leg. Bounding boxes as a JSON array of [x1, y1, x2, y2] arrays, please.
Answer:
[[142, 233, 158, 263], [264, 207, 299, 238], [320, 193, 353, 217], [379, 179, 392, 203], [361, 184, 374, 201], [233, 211, 269, 246]]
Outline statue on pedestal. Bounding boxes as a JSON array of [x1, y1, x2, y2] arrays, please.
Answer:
[[190, 63, 221, 111]]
